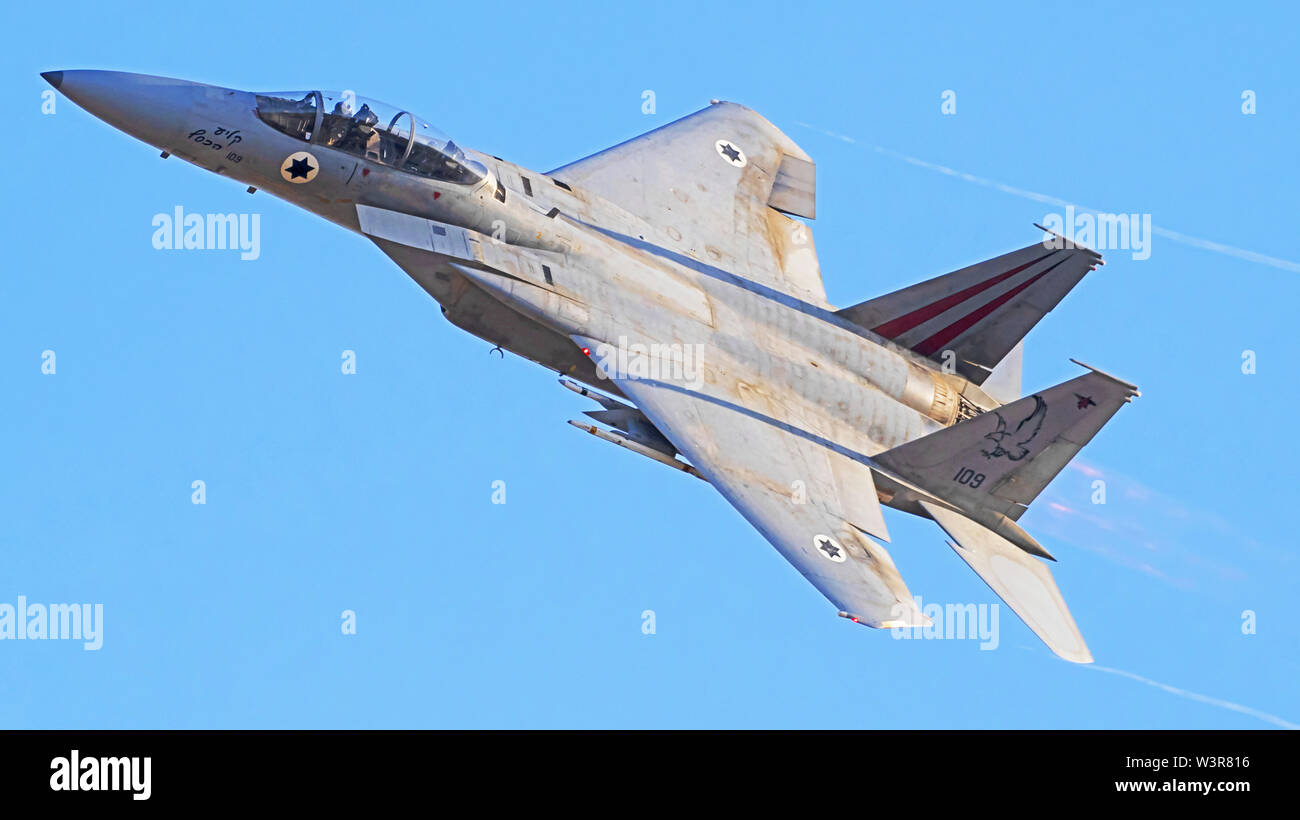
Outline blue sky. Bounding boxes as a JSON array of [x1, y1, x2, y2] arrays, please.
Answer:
[[3, 1, 1297, 728]]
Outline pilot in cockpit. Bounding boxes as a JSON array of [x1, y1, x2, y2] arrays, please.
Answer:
[[321, 100, 351, 147], [351, 104, 382, 162], [322, 101, 381, 162]]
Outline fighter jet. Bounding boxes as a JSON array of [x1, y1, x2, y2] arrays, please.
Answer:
[[42, 70, 1139, 663]]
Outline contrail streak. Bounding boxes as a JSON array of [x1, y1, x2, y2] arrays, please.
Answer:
[[796, 123, 1300, 273], [1087, 664, 1299, 729]]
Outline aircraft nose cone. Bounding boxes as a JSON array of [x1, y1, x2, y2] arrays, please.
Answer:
[[46, 69, 205, 151]]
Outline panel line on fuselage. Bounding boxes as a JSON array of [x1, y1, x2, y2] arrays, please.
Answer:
[[578, 220, 930, 369], [616, 377, 882, 473]]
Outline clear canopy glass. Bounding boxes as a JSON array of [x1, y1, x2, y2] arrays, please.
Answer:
[[254, 90, 486, 185]]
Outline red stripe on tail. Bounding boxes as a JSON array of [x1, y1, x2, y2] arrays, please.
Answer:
[[912, 257, 1071, 357], [871, 251, 1058, 339]]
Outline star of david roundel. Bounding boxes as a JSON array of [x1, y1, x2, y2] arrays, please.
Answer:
[[714, 139, 747, 168], [813, 534, 847, 563], [280, 151, 319, 184]]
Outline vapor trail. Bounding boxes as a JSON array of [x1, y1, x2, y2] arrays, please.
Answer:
[[796, 123, 1300, 273], [1087, 664, 1299, 729]]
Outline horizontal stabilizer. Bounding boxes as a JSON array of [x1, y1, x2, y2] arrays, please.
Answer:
[[768, 153, 816, 219], [920, 501, 1092, 664]]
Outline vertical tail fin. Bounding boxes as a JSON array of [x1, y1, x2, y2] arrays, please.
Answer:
[[836, 232, 1101, 386], [874, 362, 1138, 523], [872, 361, 1136, 661]]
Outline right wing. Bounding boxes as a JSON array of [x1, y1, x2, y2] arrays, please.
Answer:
[[575, 343, 928, 629], [356, 202, 922, 627]]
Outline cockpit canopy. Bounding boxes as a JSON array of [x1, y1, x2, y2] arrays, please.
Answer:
[[254, 90, 486, 185]]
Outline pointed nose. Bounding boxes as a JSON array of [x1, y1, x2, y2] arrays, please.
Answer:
[[42, 69, 206, 150]]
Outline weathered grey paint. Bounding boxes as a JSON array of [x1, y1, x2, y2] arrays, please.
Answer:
[[44, 70, 1139, 663]]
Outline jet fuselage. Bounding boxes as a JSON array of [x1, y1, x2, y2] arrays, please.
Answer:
[[46, 70, 976, 469]]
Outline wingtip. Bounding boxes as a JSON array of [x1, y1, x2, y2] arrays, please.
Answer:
[[1057, 647, 1095, 664], [880, 615, 933, 629], [838, 609, 932, 628]]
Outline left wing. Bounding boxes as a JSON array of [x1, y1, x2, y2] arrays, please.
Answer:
[[550, 102, 829, 307], [573, 338, 927, 628]]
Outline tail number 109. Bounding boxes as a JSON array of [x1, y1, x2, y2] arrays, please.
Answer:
[[952, 468, 986, 488]]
